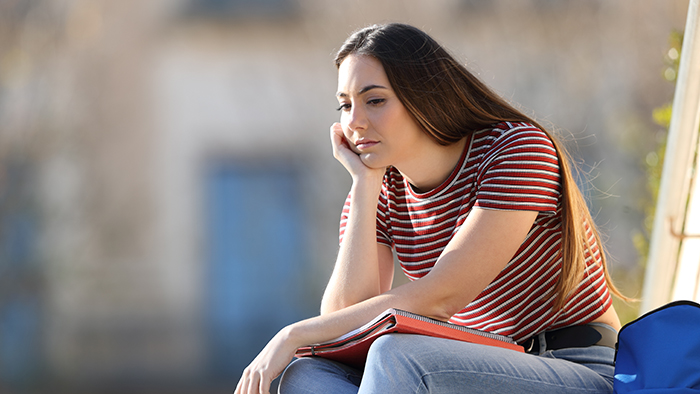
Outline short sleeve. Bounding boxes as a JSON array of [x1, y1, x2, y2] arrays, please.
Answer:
[[474, 126, 561, 213], [338, 187, 393, 247]]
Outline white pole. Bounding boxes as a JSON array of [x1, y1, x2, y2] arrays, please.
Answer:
[[641, 0, 700, 313], [671, 168, 700, 301]]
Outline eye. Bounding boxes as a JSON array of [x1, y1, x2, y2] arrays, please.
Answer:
[[367, 98, 385, 106], [336, 103, 351, 112]]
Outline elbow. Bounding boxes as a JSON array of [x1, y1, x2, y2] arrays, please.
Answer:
[[424, 301, 461, 322], [406, 283, 470, 322], [319, 300, 335, 315], [432, 308, 457, 322], [320, 297, 349, 316], [321, 287, 379, 315], [411, 273, 479, 322], [320, 284, 343, 315], [432, 292, 473, 322]]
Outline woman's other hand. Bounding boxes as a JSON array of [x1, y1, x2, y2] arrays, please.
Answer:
[[234, 325, 299, 394]]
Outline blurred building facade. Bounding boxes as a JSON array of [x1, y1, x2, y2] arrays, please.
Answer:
[[0, 0, 689, 392]]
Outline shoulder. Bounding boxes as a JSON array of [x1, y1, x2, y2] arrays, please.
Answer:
[[472, 122, 562, 212], [483, 122, 555, 148], [474, 122, 558, 164]]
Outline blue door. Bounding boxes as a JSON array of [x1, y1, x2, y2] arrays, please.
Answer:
[[0, 161, 42, 388], [205, 161, 309, 380]]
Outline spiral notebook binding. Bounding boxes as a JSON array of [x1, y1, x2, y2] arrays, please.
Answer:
[[392, 309, 515, 344]]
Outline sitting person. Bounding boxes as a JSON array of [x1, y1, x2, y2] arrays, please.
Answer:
[[235, 23, 628, 394]]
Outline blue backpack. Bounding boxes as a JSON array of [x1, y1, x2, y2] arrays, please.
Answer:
[[614, 300, 700, 393]]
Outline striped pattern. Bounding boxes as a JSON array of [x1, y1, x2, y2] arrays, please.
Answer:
[[339, 122, 612, 342]]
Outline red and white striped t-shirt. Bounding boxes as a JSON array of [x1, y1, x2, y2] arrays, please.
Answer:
[[339, 122, 612, 342]]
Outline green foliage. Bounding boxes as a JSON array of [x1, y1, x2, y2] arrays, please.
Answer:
[[633, 31, 682, 265], [652, 104, 673, 129], [621, 31, 683, 323], [662, 30, 684, 83]]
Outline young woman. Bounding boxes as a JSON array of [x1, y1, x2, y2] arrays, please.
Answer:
[[235, 23, 628, 394]]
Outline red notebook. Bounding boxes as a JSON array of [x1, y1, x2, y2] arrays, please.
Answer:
[[295, 308, 524, 368]]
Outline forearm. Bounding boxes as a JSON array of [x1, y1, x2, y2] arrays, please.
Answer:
[[297, 277, 456, 349], [321, 180, 385, 314]]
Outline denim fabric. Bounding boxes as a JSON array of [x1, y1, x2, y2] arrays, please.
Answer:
[[279, 333, 615, 394]]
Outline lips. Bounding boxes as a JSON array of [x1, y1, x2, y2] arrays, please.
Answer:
[[354, 139, 379, 151]]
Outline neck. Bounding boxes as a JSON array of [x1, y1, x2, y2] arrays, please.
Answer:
[[399, 137, 468, 193]]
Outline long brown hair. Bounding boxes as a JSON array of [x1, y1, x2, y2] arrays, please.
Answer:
[[335, 23, 629, 310]]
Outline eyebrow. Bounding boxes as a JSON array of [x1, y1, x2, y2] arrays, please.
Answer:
[[336, 84, 388, 97]]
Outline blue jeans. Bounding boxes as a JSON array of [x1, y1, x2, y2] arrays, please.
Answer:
[[279, 333, 615, 393]]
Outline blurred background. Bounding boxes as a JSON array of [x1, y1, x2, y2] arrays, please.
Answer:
[[0, 0, 690, 392]]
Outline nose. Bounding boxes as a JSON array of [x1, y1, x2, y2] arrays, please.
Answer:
[[345, 103, 368, 133]]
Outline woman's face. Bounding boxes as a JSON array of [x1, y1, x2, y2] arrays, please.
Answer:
[[336, 55, 431, 170]]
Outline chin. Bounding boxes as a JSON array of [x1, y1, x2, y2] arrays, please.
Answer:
[[360, 154, 389, 169]]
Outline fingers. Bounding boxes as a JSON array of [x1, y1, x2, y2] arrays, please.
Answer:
[[234, 370, 260, 394], [328, 122, 385, 188], [234, 326, 297, 394], [330, 121, 344, 136], [234, 368, 248, 394], [330, 123, 361, 165], [246, 370, 261, 394], [235, 365, 273, 394], [330, 123, 348, 157], [259, 375, 271, 394]]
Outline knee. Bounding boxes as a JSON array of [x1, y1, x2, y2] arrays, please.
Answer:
[[365, 334, 417, 368], [279, 357, 324, 387], [279, 357, 362, 394], [362, 335, 426, 391]]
